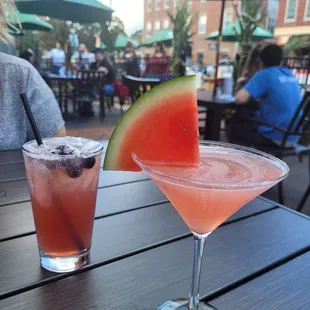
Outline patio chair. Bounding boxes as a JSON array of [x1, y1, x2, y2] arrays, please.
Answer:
[[231, 91, 310, 205], [122, 75, 161, 103], [74, 71, 107, 122]]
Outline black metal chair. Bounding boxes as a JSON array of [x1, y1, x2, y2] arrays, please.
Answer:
[[122, 75, 161, 103], [230, 91, 310, 205], [74, 71, 107, 122]]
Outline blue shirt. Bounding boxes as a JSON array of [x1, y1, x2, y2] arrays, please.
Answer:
[[245, 67, 301, 144]]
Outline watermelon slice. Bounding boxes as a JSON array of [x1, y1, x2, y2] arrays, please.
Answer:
[[104, 75, 199, 171]]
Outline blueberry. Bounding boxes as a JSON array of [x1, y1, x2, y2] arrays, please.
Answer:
[[81, 157, 96, 169], [66, 163, 83, 178], [51, 145, 74, 156], [57, 159, 83, 178]]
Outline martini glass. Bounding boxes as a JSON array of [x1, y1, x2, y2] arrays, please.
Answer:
[[133, 141, 289, 310]]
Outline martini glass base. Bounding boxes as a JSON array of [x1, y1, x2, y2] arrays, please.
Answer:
[[158, 299, 217, 310]]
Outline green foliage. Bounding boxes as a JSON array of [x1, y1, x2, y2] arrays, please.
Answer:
[[233, 0, 265, 79], [283, 35, 310, 55], [168, 1, 194, 77], [101, 16, 125, 56], [17, 16, 125, 63], [130, 29, 143, 43]]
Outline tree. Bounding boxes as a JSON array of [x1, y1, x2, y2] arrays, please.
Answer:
[[168, 1, 194, 77], [233, 0, 265, 78], [131, 29, 142, 43], [101, 16, 125, 57]]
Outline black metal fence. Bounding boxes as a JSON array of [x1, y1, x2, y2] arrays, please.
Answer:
[[39, 56, 174, 80], [282, 57, 310, 87]]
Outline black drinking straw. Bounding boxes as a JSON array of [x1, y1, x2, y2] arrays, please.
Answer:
[[20, 93, 85, 252], [20, 94, 43, 146]]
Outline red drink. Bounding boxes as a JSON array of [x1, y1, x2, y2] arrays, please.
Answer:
[[23, 137, 103, 273]]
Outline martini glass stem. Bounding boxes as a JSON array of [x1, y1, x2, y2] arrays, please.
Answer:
[[188, 235, 207, 310]]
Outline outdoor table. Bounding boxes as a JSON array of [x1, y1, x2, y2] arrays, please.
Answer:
[[1, 142, 310, 309], [44, 73, 77, 115], [197, 89, 236, 141]]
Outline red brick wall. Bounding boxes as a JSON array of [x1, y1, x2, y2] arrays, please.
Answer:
[[143, 0, 237, 65], [277, 0, 310, 27]]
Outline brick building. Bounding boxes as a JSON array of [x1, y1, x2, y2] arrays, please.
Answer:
[[143, 0, 279, 65], [275, 0, 310, 45]]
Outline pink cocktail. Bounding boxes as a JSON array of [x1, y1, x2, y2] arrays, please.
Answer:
[[133, 141, 289, 310]]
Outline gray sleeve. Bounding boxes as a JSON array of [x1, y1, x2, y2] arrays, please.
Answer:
[[25, 65, 65, 140]]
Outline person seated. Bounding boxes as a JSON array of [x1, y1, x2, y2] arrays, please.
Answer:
[[122, 41, 140, 77], [90, 48, 129, 109], [235, 44, 301, 147], [144, 41, 171, 80], [49, 42, 66, 74], [0, 51, 66, 150], [71, 43, 95, 71], [90, 48, 115, 85]]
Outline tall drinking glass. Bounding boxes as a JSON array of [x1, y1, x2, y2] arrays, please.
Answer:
[[23, 137, 103, 273], [133, 141, 289, 310]]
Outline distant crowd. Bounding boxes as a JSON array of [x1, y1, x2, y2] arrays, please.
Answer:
[[20, 40, 174, 82]]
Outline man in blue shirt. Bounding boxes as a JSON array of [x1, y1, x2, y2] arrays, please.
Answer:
[[235, 44, 301, 147]]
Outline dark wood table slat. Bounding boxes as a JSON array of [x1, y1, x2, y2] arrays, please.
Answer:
[[0, 203, 187, 298], [0, 171, 149, 207], [0, 163, 26, 183], [0, 164, 148, 185], [210, 251, 310, 310], [0, 179, 275, 243], [0, 150, 24, 165], [0, 198, 277, 297], [1, 208, 310, 309], [0, 180, 166, 241]]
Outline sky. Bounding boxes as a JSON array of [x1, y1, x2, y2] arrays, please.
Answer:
[[100, 0, 144, 35]]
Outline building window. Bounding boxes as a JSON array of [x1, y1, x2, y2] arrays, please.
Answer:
[[285, 0, 297, 21], [223, 9, 233, 27], [155, 20, 161, 31], [305, 0, 310, 20], [147, 0, 152, 12], [146, 22, 152, 38], [164, 0, 170, 9], [163, 19, 169, 29], [155, 0, 160, 10], [198, 14, 207, 35], [267, 17, 276, 32], [197, 52, 204, 65]]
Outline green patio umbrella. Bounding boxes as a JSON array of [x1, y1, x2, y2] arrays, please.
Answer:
[[100, 42, 107, 49], [9, 11, 53, 32], [15, 0, 112, 24], [142, 29, 174, 47], [206, 21, 273, 42], [115, 33, 139, 49]]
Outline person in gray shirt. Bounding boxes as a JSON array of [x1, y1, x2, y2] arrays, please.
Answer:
[[0, 0, 66, 150], [0, 52, 66, 150]]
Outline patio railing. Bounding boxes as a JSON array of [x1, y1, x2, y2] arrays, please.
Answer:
[[39, 57, 174, 80], [282, 57, 310, 88]]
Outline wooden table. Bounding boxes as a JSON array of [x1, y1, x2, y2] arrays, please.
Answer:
[[197, 90, 236, 141], [1, 143, 310, 309]]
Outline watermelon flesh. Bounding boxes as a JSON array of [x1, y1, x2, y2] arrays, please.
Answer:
[[104, 75, 199, 171]]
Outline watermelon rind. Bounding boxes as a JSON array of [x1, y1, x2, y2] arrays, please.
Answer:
[[103, 75, 197, 170]]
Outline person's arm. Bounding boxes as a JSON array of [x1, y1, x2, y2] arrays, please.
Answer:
[[235, 70, 268, 104], [53, 125, 66, 137], [25, 64, 66, 140], [235, 89, 251, 104]]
